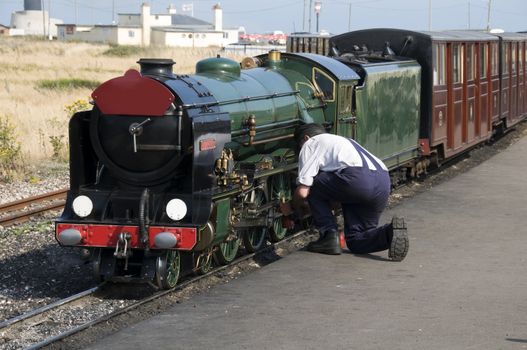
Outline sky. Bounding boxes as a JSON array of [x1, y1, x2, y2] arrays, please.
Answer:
[[1, 0, 526, 34]]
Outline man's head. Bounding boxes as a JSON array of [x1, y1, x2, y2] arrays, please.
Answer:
[[294, 123, 326, 151]]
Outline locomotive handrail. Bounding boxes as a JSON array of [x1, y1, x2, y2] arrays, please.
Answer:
[[180, 90, 300, 110], [231, 119, 300, 137], [244, 133, 294, 146]]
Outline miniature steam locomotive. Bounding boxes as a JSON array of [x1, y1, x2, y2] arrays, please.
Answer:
[[55, 29, 526, 289]]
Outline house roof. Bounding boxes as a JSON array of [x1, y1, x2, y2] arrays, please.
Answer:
[[171, 14, 212, 27], [152, 26, 221, 34], [0, 24, 9, 29]]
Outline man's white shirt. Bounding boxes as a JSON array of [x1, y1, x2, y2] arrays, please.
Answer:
[[296, 134, 388, 187]]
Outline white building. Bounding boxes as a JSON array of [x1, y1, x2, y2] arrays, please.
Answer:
[[57, 3, 239, 48], [9, 0, 63, 37]]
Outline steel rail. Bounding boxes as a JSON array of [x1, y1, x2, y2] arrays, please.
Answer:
[[0, 188, 68, 226], [25, 229, 310, 350], [0, 284, 103, 330]]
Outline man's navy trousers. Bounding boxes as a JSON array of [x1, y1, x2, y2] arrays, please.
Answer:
[[307, 154, 392, 254]]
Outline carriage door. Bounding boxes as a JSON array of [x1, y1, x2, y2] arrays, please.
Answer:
[[519, 42, 525, 118], [447, 43, 464, 152], [490, 42, 500, 126], [478, 42, 491, 139], [466, 43, 477, 143], [509, 42, 519, 125], [501, 42, 510, 124], [432, 43, 448, 146]]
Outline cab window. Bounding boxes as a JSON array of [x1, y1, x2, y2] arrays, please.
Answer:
[[313, 68, 335, 101]]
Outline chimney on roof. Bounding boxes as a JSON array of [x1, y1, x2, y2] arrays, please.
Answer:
[[24, 0, 41, 11], [141, 3, 151, 46], [213, 3, 222, 32], [167, 4, 177, 15]]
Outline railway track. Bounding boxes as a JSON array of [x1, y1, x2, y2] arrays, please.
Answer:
[[0, 229, 311, 350], [0, 188, 68, 227]]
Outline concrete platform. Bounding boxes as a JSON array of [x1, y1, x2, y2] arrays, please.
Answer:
[[86, 137, 527, 350]]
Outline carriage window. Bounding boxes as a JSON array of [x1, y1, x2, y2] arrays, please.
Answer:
[[480, 44, 488, 78], [491, 43, 499, 76], [313, 68, 335, 101], [520, 43, 524, 72], [433, 44, 439, 85], [467, 44, 474, 81], [453, 45, 464, 83], [433, 44, 446, 86], [503, 43, 509, 75], [511, 44, 517, 73]]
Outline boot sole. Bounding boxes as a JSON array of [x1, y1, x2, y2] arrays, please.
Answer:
[[389, 217, 409, 261]]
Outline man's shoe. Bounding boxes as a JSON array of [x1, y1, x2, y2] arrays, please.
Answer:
[[307, 229, 342, 255], [388, 216, 409, 261]]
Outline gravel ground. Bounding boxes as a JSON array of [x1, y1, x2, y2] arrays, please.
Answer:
[[0, 163, 69, 205], [0, 121, 525, 350]]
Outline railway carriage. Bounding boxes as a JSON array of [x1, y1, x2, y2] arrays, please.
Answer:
[[492, 32, 527, 129], [287, 33, 332, 56], [329, 29, 527, 162]]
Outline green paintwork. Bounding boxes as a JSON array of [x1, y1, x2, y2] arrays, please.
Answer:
[[351, 61, 421, 169], [196, 57, 241, 77], [212, 198, 231, 244], [194, 59, 298, 135]]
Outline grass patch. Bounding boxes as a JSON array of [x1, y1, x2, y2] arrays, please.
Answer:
[[102, 44, 145, 57], [36, 78, 100, 90]]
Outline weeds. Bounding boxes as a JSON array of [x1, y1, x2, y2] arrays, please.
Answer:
[[102, 44, 145, 57], [36, 78, 100, 91], [47, 99, 91, 162], [0, 116, 23, 181], [64, 99, 91, 116]]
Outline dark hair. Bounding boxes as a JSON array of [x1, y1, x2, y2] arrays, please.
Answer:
[[294, 123, 326, 145]]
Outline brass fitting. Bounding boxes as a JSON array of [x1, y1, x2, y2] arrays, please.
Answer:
[[268, 50, 281, 62], [244, 115, 257, 146]]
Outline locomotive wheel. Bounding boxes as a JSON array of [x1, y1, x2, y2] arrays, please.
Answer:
[[213, 238, 240, 265], [242, 188, 268, 253], [269, 174, 291, 242], [194, 249, 213, 275], [270, 218, 288, 242], [155, 250, 181, 289], [243, 226, 267, 252]]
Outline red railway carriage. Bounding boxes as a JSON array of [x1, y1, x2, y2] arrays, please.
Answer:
[[491, 32, 527, 129], [430, 31, 499, 158], [330, 29, 527, 162]]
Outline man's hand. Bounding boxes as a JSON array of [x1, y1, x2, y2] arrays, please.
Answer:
[[294, 185, 310, 200], [293, 185, 310, 213]]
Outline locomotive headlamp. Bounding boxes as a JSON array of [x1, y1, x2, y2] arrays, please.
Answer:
[[72, 195, 93, 218], [166, 198, 187, 221]]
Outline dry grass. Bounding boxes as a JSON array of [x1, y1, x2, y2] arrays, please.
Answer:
[[0, 37, 242, 163]]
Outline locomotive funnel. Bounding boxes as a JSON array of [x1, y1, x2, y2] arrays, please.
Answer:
[[137, 58, 176, 78]]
